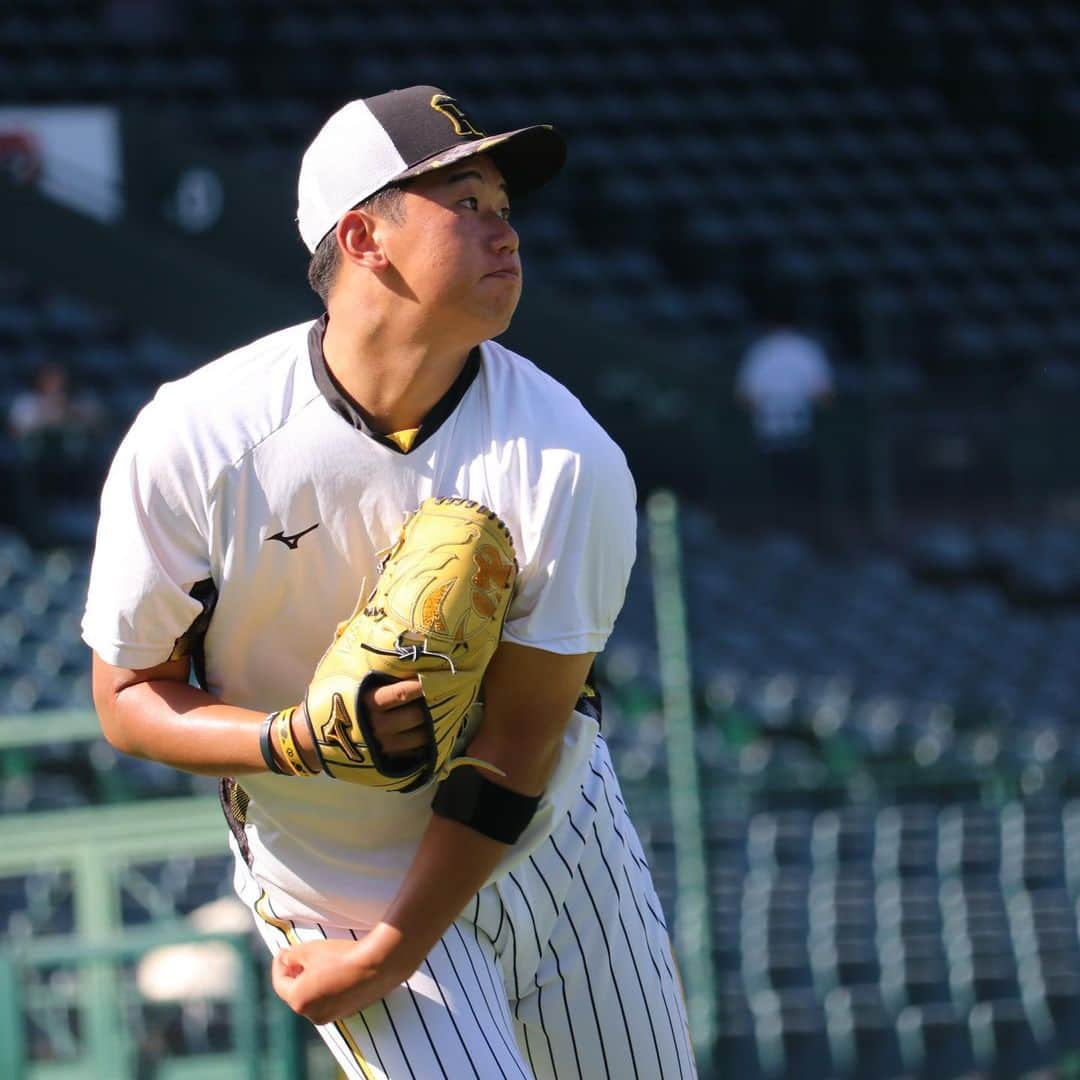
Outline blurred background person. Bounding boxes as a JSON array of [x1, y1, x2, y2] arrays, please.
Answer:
[[735, 298, 835, 537], [9, 359, 104, 442], [8, 360, 106, 543]]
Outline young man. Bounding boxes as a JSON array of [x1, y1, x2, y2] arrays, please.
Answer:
[[83, 86, 694, 1078]]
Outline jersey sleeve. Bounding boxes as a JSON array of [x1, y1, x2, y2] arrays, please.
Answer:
[[82, 398, 214, 670], [502, 434, 637, 656]]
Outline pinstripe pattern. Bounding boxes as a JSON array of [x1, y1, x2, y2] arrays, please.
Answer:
[[232, 733, 695, 1079], [469, 735, 694, 1079], [597, 769, 692, 1077], [246, 888, 380, 1080]]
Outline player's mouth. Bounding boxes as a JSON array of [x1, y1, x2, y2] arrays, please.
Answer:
[[484, 265, 521, 281]]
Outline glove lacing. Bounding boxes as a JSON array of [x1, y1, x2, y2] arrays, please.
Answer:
[[361, 639, 458, 673]]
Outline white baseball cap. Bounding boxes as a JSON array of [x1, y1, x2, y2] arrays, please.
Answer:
[[296, 85, 567, 253]]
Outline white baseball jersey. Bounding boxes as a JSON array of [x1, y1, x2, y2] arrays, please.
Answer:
[[83, 316, 694, 1077]]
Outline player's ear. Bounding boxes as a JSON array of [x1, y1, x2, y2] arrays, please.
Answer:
[[336, 209, 389, 271]]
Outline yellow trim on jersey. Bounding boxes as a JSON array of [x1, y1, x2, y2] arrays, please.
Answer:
[[331, 1018, 375, 1079], [254, 891, 378, 1080], [254, 890, 295, 939], [385, 427, 420, 452]]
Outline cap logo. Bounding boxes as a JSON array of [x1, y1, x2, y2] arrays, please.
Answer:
[[430, 94, 485, 138]]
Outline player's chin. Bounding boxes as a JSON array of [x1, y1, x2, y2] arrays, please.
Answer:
[[490, 306, 519, 337], [474, 287, 522, 334]]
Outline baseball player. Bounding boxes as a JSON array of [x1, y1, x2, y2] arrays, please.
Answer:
[[83, 85, 694, 1078]]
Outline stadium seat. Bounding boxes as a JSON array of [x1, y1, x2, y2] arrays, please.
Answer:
[[897, 1001, 977, 1079], [753, 988, 835, 1080], [826, 985, 906, 1080], [969, 998, 1049, 1077], [714, 980, 763, 1079]]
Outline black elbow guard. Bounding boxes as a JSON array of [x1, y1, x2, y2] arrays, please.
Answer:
[[431, 765, 542, 845]]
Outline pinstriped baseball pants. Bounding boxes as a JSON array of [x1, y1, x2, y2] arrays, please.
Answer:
[[236, 735, 696, 1079]]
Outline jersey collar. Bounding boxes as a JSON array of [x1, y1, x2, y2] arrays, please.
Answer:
[[307, 313, 481, 455]]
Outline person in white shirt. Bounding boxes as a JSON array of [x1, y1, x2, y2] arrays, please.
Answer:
[[735, 323, 834, 450], [83, 85, 694, 1079], [735, 319, 835, 534]]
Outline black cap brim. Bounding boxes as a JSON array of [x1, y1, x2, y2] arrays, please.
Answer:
[[393, 124, 566, 197]]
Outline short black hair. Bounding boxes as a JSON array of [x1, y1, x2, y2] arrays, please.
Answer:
[[306, 184, 408, 305]]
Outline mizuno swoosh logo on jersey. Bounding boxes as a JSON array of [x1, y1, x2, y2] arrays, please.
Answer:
[[265, 523, 320, 550]]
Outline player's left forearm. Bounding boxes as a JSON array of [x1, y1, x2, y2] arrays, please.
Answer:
[[368, 714, 569, 983], [271, 812, 518, 1024], [373, 812, 518, 978]]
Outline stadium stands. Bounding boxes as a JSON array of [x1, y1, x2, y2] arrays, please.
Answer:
[[674, 796, 1080, 1077], [1, 1, 1078, 375], [601, 507, 1080, 1075], [3, 497, 1080, 1071], [610, 507, 1080, 747], [0, 263, 195, 443]]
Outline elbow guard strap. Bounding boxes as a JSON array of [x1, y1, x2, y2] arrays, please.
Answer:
[[431, 765, 541, 845]]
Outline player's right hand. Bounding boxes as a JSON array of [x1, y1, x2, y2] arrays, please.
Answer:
[[272, 924, 411, 1024], [359, 678, 429, 757], [284, 678, 429, 772]]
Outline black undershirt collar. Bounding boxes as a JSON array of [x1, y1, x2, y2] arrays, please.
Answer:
[[307, 313, 481, 455]]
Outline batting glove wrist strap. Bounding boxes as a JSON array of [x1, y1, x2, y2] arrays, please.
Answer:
[[259, 714, 288, 775], [431, 764, 541, 845], [271, 707, 319, 778]]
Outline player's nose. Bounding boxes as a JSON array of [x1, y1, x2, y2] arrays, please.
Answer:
[[490, 215, 519, 255]]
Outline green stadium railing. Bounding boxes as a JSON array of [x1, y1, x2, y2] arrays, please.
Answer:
[[647, 489, 718, 1074], [0, 709, 103, 752], [0, 706, 318, 1079], [0, 927, 262, 1080], [0, 793, 313, 1079]]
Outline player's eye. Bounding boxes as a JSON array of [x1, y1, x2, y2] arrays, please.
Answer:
[[458, 195, 510, 220]]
